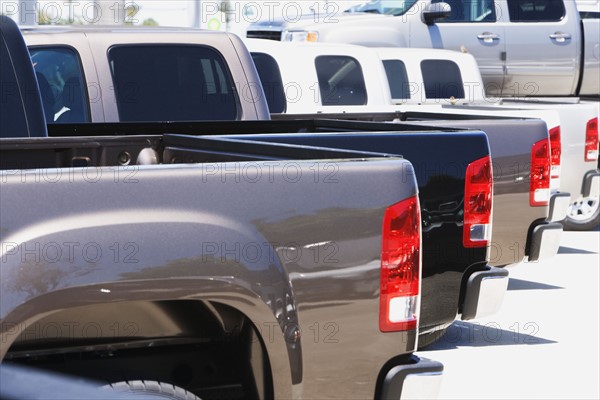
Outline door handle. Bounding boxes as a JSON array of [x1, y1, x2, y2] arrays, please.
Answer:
[[549, 32, 572, 43], [477, 32, 500, 43]]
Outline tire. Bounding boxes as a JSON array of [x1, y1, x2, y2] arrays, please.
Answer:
[[103, 380, 201, 400], [561, 196, 600, 231]]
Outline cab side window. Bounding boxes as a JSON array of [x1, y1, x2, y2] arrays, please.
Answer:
[[507, 0, 566, 22], [29, 47, 90, 124], [315, 56, 368, 106], [433, 0, 497, 22], [382, 59, 411, 100], [421, 60, 465, 99], [251, 52, 287, 113]]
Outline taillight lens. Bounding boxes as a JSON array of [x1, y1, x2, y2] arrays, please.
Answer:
[[463, 155, 493, 248], [380, 196, 421, 332], [530, 138, 551, 206], [585, 117, 598, 162], [549, 126, 561, 180]]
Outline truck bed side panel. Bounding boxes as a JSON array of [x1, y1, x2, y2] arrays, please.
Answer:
[[0, 156, 416, 399], [409, 119, 549, 266]]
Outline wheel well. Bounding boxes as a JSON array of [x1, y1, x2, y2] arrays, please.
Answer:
[[5, 300, 273, 400]]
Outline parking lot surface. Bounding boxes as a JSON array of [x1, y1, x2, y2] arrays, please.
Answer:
[[419, 226, 600, 399]]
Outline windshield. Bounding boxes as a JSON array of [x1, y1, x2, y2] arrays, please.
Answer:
[[345, 0, 420, 15]]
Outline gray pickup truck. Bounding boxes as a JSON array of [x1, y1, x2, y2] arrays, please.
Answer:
[[0, 133, 429, 400]]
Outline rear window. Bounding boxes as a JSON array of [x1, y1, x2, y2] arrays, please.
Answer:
[[251, 52, 286, 113], [108, 45, 239, 122], [382, 59, 410, 100], [507, 0, 566, 22], [421, 60, 465, 99], [29, 46, 90, 124], [315, 55, 367, 106]]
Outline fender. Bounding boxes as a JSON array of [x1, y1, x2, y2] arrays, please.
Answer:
[[0, 210, 301, 388]]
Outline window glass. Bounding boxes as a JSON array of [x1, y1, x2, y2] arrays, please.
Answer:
[[421, 60, 465, 99], [1, 34, 28, 134], [347, 0, 420, 16], [251, 52, 286, 113], [579, 11, 600, 19], [29, 47, 90, 124], [433, 0, 496, 22], [315, 56, 368, 106], [108, 45, 239, 122], [507, 0, 566, 22], [382, 59, 411, 100]]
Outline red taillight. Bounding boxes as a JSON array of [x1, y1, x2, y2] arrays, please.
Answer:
[[585, 117, 598, 162], [379, 196, 421, 332], [530, 138, 551, 206], [463, 155, 493, 248], [549, 126, 561, 180]]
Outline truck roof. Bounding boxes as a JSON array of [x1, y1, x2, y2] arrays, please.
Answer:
[[20, 25, 226, 35]]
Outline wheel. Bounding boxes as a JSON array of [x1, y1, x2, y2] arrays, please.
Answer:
[[561, 196, 600, 231], [103, 380, 201, 400]]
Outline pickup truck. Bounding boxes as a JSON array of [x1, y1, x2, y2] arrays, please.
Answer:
[[246, 0, 600, 97], [17, 23, 509, 349], [245, 37, 598, 231]]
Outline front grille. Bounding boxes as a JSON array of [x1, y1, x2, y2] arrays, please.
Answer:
[[246, 30, 282, 41]]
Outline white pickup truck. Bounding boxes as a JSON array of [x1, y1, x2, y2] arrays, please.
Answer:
[[245, 38, 599, 231], [246, 0, 600, 97]]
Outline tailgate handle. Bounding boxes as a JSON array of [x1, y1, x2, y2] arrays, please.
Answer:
[[477, 32, 500, 43], [549, 32, 572, 42]]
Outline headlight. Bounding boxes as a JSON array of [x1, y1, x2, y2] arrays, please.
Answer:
[[283, 30, 319, 42]]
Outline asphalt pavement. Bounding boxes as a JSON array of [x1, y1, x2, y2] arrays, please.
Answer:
[[418, 225, 600, 399]]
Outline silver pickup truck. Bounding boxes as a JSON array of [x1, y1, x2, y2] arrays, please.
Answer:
[[247, 0, 600, 97]]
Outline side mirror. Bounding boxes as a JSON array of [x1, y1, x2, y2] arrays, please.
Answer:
[[422, 2, 452, 25]]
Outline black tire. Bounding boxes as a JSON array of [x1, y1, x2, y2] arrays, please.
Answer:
[[418, 327, 449, 350], [103, 380, 201, 400], [561, 196, 600, 231]]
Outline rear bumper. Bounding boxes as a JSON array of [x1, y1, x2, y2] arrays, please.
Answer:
[[461, 266, 509, 321], [548, 192, 571, 222], [379, 355, 443, 400], [526, 222, 563, 262], [582, 170, 600, 199]]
